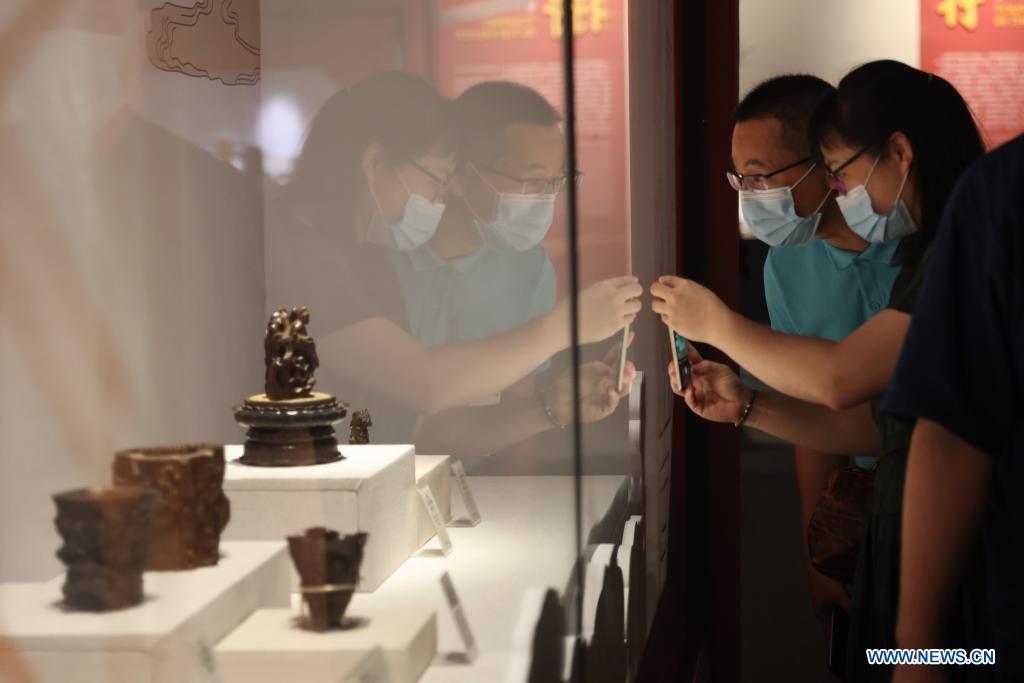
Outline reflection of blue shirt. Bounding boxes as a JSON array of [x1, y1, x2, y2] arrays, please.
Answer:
[[764, 238, 901, 468], [391, 243, 556, 372]]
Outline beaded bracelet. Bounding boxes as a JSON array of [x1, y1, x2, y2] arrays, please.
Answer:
[[540, 388, 566, 429], [734, 389, 757, 428]]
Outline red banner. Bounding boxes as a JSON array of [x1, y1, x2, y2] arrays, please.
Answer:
[[921, 0, 1024, 149]]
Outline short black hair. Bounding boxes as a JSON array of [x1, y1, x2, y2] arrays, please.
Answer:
[[735, 75, 834, 153], [453, 81, 561, 162]]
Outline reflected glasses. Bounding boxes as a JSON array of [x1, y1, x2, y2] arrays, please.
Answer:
[[726, 157, 812, 191], [473, 161, 584, 195], [408, 160, 453, 201]]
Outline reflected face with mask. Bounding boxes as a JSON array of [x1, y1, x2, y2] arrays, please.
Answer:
[[362, 143, 457, 251], [730, 117, 835, 247], [821, 132, 920, 243], [454, 122, 568, 251]]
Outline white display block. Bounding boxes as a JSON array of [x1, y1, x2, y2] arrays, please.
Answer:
[[215, 605, 437, 683], [0, 541, 290, 683], [222, 444, 417, 592], [415, 455, 452, 547]]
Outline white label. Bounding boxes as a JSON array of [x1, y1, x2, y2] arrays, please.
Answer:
[[440, 571, 479, 662], [343, 646, 390, 683], [450, 460, 481, 526], [418, 484, 453, 556]]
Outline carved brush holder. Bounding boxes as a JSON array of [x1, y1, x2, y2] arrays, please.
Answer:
[[112, 444, 231, 570], [287, 527, 367, 631], [233, 392, 347, 467], [53, 486, 157, 611]]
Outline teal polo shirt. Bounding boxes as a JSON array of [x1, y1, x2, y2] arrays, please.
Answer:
[[391, 243, 555, 373], [764, 238, 901, 467]]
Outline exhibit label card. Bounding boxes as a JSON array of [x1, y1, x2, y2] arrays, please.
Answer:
[[450, 459, 481, 526], [343, 646, 391, 683], [418, 483, 453, 556], [441, 571, 479, 663]]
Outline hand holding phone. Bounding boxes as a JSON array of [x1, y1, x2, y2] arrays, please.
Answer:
[[668, 328, 691, 392]]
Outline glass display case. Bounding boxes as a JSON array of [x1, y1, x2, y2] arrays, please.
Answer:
[[0, 1, 680, 680]]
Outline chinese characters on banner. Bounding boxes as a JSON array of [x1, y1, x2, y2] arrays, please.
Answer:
[[922, 0, 1024, 148], [436, 0, 628, 295]]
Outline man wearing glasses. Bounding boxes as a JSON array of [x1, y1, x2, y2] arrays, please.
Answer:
[[393, 81, 638, 471], [392, 80, 580, 350], [729, 75, 901, 632]]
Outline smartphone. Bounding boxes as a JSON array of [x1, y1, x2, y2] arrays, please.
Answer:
[[827, 608, 849, 676], [616, 323, 631, 393], [668, 328, 691, 391]]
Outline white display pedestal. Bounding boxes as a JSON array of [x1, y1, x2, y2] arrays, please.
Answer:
[[0, 541, 290, 683], [222, 444, 417, 592], [415, 455, 451, 547], [215, 605, 436, 683]]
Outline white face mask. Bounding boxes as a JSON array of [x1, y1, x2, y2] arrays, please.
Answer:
[[5, 28, 128, 141], [469, 163, 556, 251], [367, 175, 445, 251], [739, 163, 829, 247], [835, 155, 917, 244]]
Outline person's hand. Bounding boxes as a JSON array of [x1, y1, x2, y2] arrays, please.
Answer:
[[650, 275, 730, 343], [564, 276, 643, 344], [807, 568, 851, 632], [547, 338, 636, 425], [670, 356, 752, 425]]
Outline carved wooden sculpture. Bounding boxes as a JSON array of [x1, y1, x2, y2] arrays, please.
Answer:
[[234, 307, 347, 466], [53, 487, 157, 611], [112, 444, 230, 570], [348, 409, 372, 445], [264, 307, 319, 401], [287, 527, 367, 631]]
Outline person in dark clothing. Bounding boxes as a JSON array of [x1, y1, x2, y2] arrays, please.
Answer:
[[884, 133, 1024, 683]]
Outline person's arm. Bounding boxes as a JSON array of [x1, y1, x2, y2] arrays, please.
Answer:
[[413, 348, 636, 458], [672, 359, 882, 457], [321, 276, 642, 415], [895, 419, 991, 650], [652, 277, 909, 409]]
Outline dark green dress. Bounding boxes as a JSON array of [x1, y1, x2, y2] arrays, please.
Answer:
[[846, 244, 992, 682]]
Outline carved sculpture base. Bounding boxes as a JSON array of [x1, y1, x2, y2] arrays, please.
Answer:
[[112, 444, 231, 570], [53, 487, 157, 611], [233, 393, 347, 467], [287, 527, 367, 632]]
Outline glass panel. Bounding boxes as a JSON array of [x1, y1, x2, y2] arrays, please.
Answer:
[[0, 0, 657, 680]]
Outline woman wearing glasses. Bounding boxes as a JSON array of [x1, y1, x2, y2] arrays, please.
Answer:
[[651, 61, 987, 681], [267, 72, 639, 445]]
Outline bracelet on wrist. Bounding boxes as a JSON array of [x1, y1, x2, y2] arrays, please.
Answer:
[[734, 388, 757, 428], [540, 388, 566, 429]]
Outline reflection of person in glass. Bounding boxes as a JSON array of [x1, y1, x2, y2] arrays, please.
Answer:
[[267, 72, 640, 446], [392, 81, 639, 463]]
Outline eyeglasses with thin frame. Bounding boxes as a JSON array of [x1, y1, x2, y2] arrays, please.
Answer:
[[407, 159, 453, 201], [823, 144, 873, 195], [726, 156, 813, 191], [472, 161, 584, 195]]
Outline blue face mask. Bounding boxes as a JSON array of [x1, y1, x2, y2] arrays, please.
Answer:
[[739, 164, 829, 247], [835, 155, 916, 244]]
